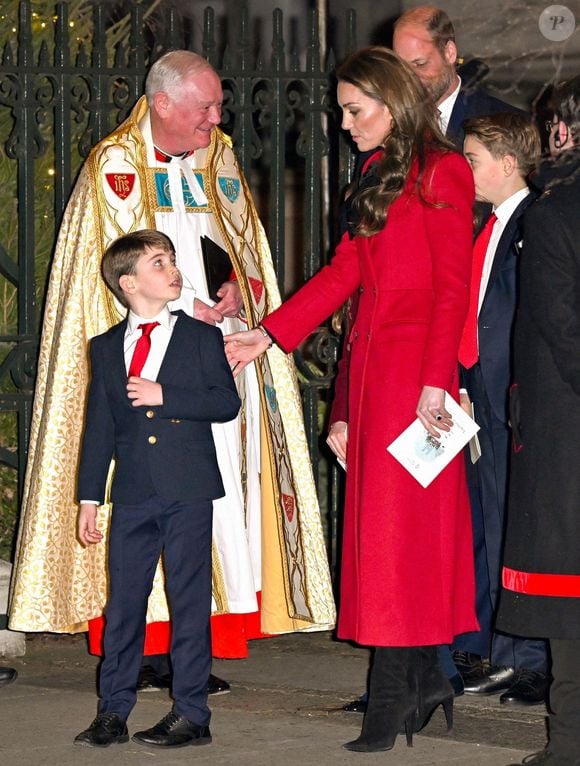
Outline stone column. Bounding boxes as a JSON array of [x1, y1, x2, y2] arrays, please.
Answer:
[[0, 560, 25, 656]]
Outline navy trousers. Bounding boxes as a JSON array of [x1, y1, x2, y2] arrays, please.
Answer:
[[454, 364, 547, 671], [98, 494, 213, 724]]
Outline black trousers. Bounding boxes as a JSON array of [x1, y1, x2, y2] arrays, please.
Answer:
[[549, 639, 580, 761], [98, 494, 213, 725], [457, 363, 547, 671]]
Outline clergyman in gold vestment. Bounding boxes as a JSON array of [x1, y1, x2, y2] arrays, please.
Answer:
[[8, 51, 335, 661]]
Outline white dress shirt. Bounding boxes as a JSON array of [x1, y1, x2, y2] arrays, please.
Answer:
[[438, 77, 461, 134], [125, 306, 177, 380], [478, 188, 530, 313], [81, 306, 177, 505]]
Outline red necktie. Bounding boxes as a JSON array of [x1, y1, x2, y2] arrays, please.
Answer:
[[458, 213, 497, 369], [128, 322, 159, 378]]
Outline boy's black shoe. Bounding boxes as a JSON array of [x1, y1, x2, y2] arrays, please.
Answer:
[[74, 713, 129, 747], [132, 711, 212, 747]]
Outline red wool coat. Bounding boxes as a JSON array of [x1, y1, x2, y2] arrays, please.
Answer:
[[264, 150, 478, 647]]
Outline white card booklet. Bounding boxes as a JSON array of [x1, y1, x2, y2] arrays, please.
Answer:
[[386, 392, 479, 488]]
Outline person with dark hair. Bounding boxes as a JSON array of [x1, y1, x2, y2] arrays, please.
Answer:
[[330, 5, 524, 715], [225, 46, 477, 754], [458, 112, 548, 705], [73, 229, 240, 747], [499, 75, 580, 766]]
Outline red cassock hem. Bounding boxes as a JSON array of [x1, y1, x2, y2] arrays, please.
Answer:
[[503, 566, 580, 598], [87, 592, 269, 659]]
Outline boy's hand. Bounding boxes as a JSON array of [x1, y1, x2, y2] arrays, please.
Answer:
[[127, 377, 163, 407], [78, 503, 103, 546]]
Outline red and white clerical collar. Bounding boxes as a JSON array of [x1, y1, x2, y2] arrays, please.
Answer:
[[153, 145, 194, 163]]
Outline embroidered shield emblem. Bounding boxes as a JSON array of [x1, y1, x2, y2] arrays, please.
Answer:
[[105, 173, 135, 200], [248, 276, 264, 304], [282, 493, 295, 523], [218, 177, 240, 202], [265, 384, 278, 413]]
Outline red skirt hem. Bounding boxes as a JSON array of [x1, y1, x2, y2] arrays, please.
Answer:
[[87, 592, 269, 659]]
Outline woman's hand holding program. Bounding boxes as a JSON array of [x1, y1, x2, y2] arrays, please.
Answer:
[[416, 385, 453, 438]]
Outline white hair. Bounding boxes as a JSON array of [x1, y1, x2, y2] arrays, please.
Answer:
[[145, 50, 214, 102]]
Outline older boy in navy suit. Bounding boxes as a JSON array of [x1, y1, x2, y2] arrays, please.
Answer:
[[455, 114, 549, 705], [74, 230, 240, 748]]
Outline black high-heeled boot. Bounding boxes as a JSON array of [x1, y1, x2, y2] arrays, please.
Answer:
[[414, 646, 454, 734], [343, 647, 419, 753]]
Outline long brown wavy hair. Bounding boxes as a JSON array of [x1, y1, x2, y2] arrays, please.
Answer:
[[336, 46, 455, 236]]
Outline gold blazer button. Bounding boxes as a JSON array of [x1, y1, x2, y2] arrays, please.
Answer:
[[146, 410, 155, 418], [148, 435, 157, 445]]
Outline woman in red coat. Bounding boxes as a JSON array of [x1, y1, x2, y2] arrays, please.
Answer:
[[226, 46, 477, 753]]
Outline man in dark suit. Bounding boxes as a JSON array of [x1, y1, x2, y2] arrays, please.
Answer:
[[392, 6, 520, 149], [456, 113, 548, 705], [74, 229, 240, 748]]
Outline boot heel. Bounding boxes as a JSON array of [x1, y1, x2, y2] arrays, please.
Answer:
[[404, 711, 416, 747], [442, 695, 454, 733]]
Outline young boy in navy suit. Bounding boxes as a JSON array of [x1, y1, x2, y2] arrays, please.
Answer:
[[453, 114, 549, 704], [74, 229, 240, 748]]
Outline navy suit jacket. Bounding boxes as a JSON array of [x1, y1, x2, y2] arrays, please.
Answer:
[[447, 86, 524, 149], [464, 194, 535, 423], [77, 310, 241, 505]]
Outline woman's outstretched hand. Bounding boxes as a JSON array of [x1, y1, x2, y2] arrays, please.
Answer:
[[416, 385, 453, 438], [224, 328, 271, 377]]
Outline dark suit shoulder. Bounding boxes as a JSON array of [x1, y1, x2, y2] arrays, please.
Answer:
[[171, 310, 224, 342], [460, 86, 523, 117], [90, 318, 127, 347]]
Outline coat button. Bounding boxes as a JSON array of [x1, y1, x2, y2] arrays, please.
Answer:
[[146, 410, 155, 419], [170, 419, 181, 424], [148, 435, 157, 445]]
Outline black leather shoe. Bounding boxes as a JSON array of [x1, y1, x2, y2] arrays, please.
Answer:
[[207, 673, 230, 695], [132, 711, 212, 747], [463, 665, 515, 695], [74, 713, 129, 747], [507, 749, 577, 764], [137, 668, 230, 696], [137, 665, 170, 692], [342, 695, 367, 713], [0, 666, 17, 687], [499, 669, 549, 706]]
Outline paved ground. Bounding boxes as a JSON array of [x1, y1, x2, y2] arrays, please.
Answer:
[[0, 631, 547, 765]]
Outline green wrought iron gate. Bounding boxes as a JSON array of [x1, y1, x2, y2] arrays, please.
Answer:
[[0, 0, 358, 568]]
